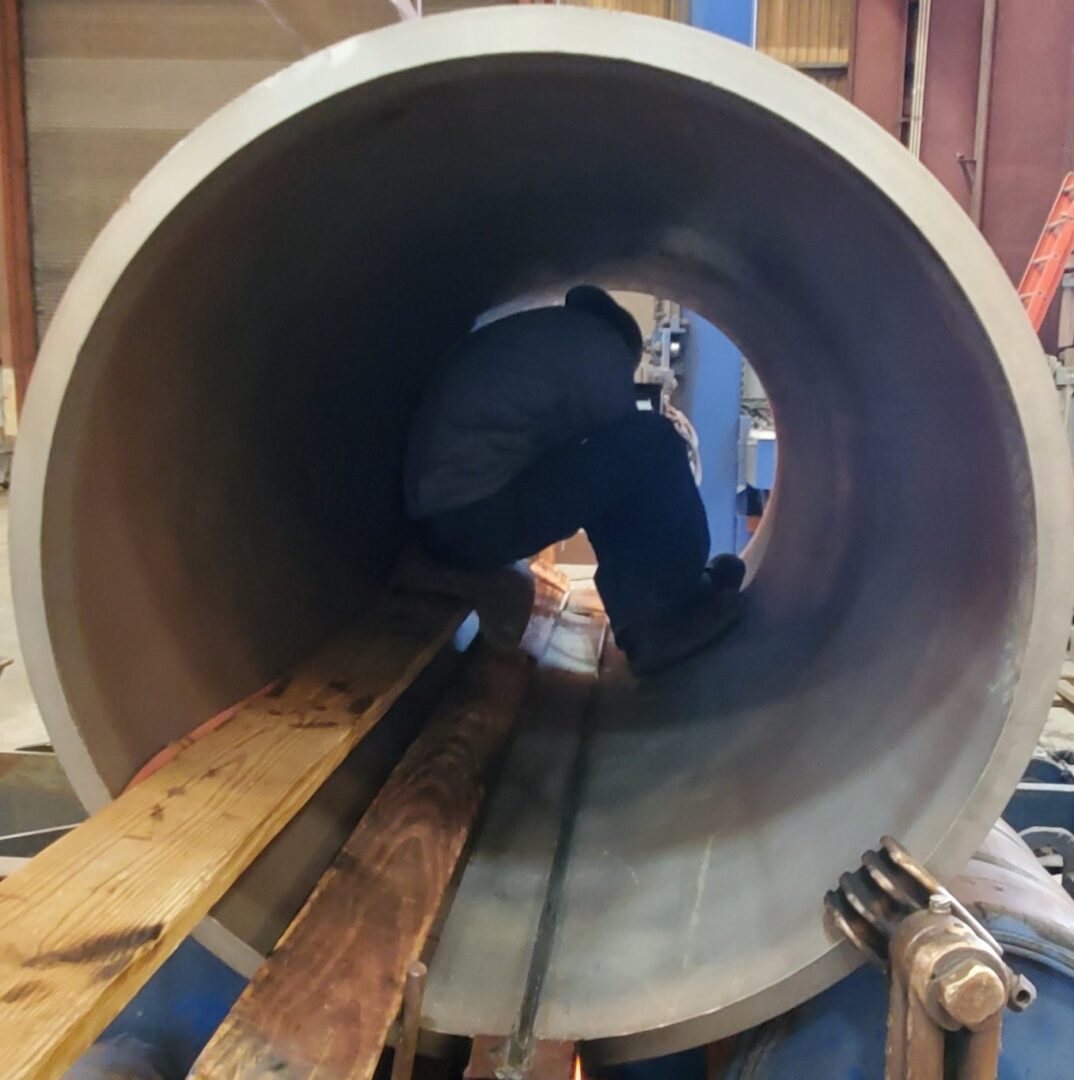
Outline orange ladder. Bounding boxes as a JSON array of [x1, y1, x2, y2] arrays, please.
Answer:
[[1018, 172, 1074, 332]]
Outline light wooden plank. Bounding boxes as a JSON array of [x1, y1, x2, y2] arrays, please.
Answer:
[[0, 589, 466, 1080], [189, 643, 532, 1080]]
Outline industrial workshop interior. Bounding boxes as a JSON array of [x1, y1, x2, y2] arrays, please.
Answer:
[[1, 0, 1074, 1077]]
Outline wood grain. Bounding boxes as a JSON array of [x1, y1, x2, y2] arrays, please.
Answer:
[[418, 610, 607, 1041], [0, 589, 466, 1080], [189, 644, 532, 1080]]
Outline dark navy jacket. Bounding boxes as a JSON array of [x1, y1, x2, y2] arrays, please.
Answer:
[[405, 306, 638, 519]]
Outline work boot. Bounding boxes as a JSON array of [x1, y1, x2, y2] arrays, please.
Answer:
[[617, 586, 746, 678], [394, 544, 535, 653], [704, 553, 746, 592]]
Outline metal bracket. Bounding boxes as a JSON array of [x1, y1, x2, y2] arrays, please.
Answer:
[[463, 1036, 575, 1080], [1051, 357, 1074, 388], [637, 299, 688, 394], [389, 962, 429, 1080], [826, 837, 1034, 1079], [1019, 825, 1074, 898]]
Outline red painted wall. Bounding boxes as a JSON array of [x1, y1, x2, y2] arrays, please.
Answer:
[[912, 0, 1074, 347], [980, 0, 1074, 295], [850, 0, 909, 139], [918, 0, 984, 215]]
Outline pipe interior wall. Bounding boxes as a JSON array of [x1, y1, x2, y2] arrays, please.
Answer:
[[10, 8, 1074, 1057]]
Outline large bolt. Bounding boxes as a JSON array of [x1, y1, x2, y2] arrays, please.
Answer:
[[938, 960, 1008, 1028]]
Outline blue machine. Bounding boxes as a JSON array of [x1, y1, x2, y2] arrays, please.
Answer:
[[720, 954, 1074, 1080], [681, 0, 756, 558], [68, 939, 247, 1078]]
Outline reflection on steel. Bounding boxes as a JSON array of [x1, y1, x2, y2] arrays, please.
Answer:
[[9, 7, 1074, 1061]]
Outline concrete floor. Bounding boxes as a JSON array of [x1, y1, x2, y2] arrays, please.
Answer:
[[0, 494, 48, 751]]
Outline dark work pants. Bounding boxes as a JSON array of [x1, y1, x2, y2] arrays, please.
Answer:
[[417, 412, 711, 631]]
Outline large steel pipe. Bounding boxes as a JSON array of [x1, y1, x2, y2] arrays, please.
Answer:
[[11, 7, 1074, 1060]]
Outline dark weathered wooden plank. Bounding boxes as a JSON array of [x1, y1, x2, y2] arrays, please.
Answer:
[[0, 589, 466, 1080], [188, 643, 532, 1080], [419, 610, 608, 1041]]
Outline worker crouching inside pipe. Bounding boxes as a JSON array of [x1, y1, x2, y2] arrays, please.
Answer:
[[403, 285, 745, 676]]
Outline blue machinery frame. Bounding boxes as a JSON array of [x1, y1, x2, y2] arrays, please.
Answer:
[[686, 0, 756, 557]]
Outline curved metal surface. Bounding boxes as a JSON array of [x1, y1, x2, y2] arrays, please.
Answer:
[[9, 7, 1074, 1059]]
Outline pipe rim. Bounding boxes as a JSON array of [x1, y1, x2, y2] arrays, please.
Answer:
[[10, 6, 1074, 1051]]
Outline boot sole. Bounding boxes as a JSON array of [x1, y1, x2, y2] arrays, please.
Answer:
[[627, 591, 746, 678]]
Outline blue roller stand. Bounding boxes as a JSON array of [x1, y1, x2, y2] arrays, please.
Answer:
[[721, 952, 1074, 1079], [69, 939, 247, 1078], [597, 1047, 707, 1080]]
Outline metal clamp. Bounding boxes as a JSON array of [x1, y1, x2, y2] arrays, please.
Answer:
[[826, 837, 1034, 1079]]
